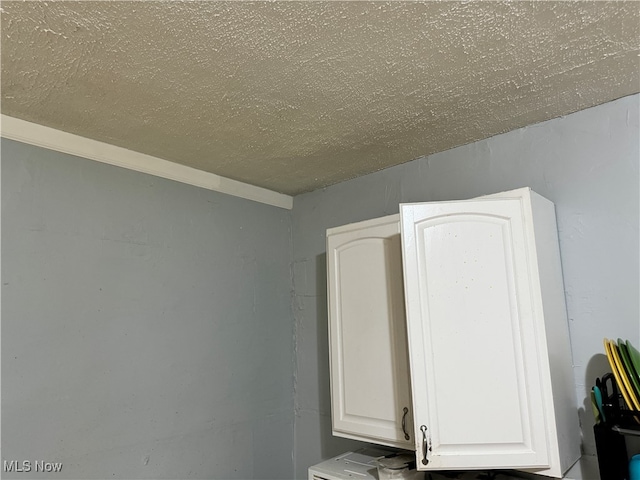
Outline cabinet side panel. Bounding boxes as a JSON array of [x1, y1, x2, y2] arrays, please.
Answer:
[[528, 192, 581, 475]]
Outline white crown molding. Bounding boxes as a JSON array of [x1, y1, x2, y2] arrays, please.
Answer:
[[0, 115, 293, 210]]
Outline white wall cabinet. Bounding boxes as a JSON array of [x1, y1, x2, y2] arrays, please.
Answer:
[[327, 215, 414, 448], [326, 188, 580, 478]]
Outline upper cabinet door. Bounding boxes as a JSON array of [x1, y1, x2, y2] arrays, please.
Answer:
[[327, 215, 414, 448], [400, 198, 550, 471]]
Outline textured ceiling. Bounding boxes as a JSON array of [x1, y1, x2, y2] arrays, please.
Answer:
[[1, 1, 639, 195]]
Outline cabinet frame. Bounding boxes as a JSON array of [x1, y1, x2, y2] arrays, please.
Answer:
[[399, 188, 579, 477]]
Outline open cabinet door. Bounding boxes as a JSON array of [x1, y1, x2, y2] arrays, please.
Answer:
[[400, 198, 551, 471]]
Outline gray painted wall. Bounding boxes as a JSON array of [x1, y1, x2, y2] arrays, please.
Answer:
[[1, 140, 294, 479], [291, 94, 640, 478]]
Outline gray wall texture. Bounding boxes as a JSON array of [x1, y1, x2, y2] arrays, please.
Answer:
[[291, 94, 640, 478], [1, 140, 294, 479]]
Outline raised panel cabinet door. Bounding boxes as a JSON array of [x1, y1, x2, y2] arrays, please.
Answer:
[[400, 199, 550, 471], [327, 215, 414, 448]]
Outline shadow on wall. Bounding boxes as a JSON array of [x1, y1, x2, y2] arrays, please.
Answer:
[[581, 353, 610, 456], [316, 253, 331, 430], [583, 352, 640, 460]]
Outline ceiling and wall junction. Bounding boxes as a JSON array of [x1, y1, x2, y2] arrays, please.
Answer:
[[1, 1, 638, 196]]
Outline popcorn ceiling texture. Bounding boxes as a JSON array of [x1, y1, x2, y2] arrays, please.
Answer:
[[1, 1, 639, 195]]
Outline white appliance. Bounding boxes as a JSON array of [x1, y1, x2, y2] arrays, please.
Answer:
[[308, 448, 396, 480], [308, 449, 527, 480]]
